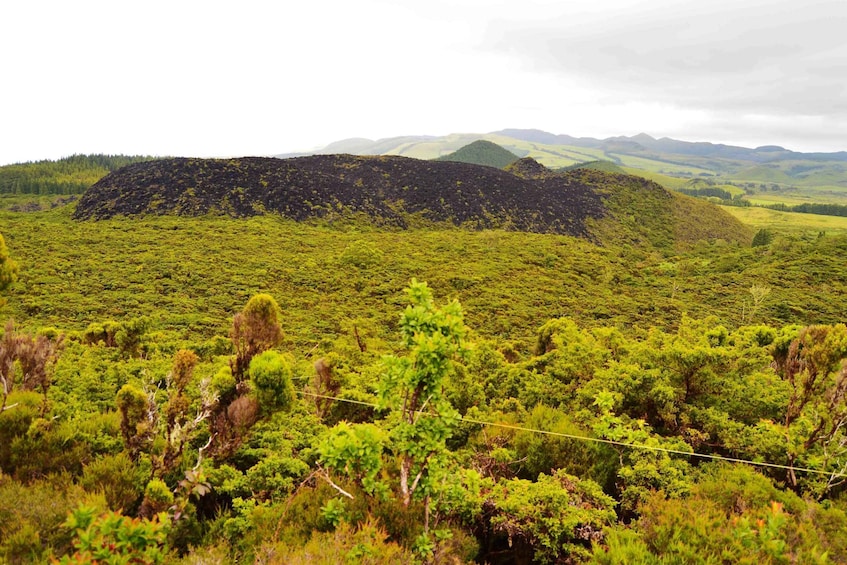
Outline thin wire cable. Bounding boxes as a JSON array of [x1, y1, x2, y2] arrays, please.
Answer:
[[297, 389, 847, 479]]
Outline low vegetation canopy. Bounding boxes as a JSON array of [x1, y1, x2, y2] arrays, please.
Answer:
[[0, 148, 846, 564]]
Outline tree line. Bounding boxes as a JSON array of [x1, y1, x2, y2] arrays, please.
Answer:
[[0, 154, 157, 195]]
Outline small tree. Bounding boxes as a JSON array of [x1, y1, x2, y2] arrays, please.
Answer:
[[0, 320, 64, 413], [116, 349, 215, 475], [207, 294, 285, 459], [752, 228, 774, 247], [160, 349, 213, 475], [0, 233, 18, 307], [117, 384, 155, 462], [379, 279, 469, 508], [230, 294, 283, 383], [319, 279, 470, 527], [746, 283, 772, 324]]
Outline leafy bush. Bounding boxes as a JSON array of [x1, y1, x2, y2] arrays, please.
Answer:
[[230, 294, 283, 382], [481, 469, 616, 564], [0, 473, 103, 562], [249, 350, 294, 414], [267, 518, 414, 564], [58, 505, 170, 564], [80, 452, 146, 512], [0, 390, 41, 471], [339, 239, 384, 269]]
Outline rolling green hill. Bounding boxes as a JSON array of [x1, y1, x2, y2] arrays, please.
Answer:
[[562, 160, 627, 174], [282, 130, 847, 207], [433, 140, 519, 168]]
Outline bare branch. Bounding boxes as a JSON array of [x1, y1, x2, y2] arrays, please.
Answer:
[[193, 434, 214, 471], [317, 467, 355, 500]]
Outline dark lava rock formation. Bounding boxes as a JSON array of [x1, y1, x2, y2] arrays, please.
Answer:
[[73, 155, 609, 237], [73, 153, 751, 246]]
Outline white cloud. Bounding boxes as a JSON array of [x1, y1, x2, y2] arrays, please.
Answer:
[[1, 0, 846, 164]]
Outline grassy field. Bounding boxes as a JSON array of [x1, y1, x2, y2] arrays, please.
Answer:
[[621, 168, 691, 190], [744, 193, 816, 206], [721, 204, 847, 235], [607, 153, 714, 176]]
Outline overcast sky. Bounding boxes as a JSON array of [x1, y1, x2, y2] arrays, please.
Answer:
[[2, 0, 846, 165]]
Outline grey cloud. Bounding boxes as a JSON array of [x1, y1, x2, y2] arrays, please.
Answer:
[[485, 0, 847, 116], [657, 110, 847, 152]]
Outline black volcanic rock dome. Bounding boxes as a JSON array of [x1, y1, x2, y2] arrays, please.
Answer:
[[73, 155, 608, 237]]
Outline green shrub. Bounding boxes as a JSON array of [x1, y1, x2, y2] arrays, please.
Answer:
[[211, 365, 237, 403], [81, 452, 145, 512], [245, 454, 309, 500], [0, 473, 104, 560], [753, 228, 774, 247], [339, 239, 384, 269], [11, 416, 103, 481], [116, 384, 152, 460], [0, 391, 41, 472], [115, 317, 150, 358], [268, 518, 414, 564], [249, 351, 294, 413], [482, 470, 616, 564], [0, 521, 42, 565], [58, 505, 170, 564], [141, 478, 174, 516]]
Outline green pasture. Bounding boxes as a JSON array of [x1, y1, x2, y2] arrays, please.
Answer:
[[721, 204, 847, 235]]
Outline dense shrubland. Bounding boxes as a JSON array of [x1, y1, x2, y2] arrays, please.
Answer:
[[2, 203, 847, 563]]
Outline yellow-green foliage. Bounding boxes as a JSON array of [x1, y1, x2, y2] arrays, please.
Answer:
[[486, 470, 616, 564], [670, 192, 753, 246], [80, 452, 146, 512], [142, 478, 174, 514], [58, 505, 170, 564], [249, 350, 294, 413], [723, 204, 847, 235], [3, 204, 847, 353], [0, 473, 106, 563], [594, 464, 846, 564], [5, 194, 847, 563], [0, 232, 17, 300], [268, 519, 415, 564]]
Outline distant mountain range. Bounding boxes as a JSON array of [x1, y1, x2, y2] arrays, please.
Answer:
[[493, 129, 847, 163], [277, 129, 847, 190]]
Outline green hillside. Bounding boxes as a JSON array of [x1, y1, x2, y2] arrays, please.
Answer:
[[287, 130, 847, 209], [0, 154, 157, 195], [433, 140, 519, 168], [2, 199, 847, 562], [620, 167, 690, 190], [562, 160, 627, 174]]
